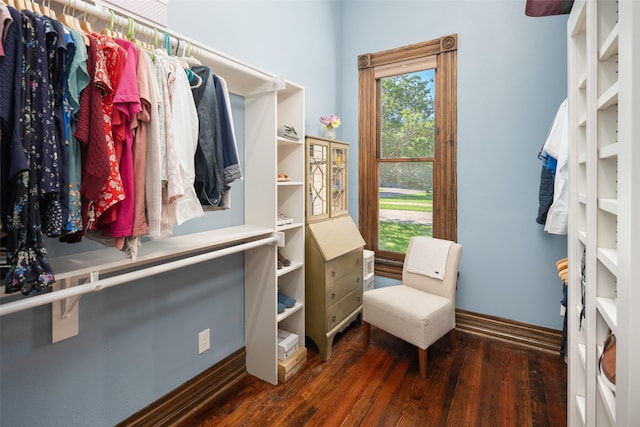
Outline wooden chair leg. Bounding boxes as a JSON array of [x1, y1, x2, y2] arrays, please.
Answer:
[[418, 347, 427, 378], [363, 321, 370, 349]]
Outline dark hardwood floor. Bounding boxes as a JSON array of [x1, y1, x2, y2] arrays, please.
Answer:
[[195, 322, 567, 427]]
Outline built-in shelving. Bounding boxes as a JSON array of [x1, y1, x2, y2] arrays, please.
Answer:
[[568, 0, 639, 425]]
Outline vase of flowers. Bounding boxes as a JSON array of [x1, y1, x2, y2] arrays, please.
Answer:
[[320, 114, 341, 139]]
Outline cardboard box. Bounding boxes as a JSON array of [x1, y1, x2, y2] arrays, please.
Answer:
[[278, 329, 299, 361], [278, 347, 307, 383]]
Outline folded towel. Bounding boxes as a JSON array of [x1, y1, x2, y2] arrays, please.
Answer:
[[405, 237, 453, 280]]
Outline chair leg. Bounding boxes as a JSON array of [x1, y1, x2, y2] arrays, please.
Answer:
[[418, 347, 427, 378], [363, 321, 370, 349]]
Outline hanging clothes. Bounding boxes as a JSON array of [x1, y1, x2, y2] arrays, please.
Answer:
[[543, 98, 569, 235], [105, 38, 141, 247], [191, 66, 242, 210], [1, 4, 243, 292], [3, 8, 55, 295], [163, 54, 203, 226], [64, 29, 90, 235], [192, 65, 225, 207]]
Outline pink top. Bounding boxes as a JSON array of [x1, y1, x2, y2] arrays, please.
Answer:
[[108, 39, 142, 239]]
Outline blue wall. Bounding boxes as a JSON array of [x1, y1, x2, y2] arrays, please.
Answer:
[[0, 1, 568, 425]]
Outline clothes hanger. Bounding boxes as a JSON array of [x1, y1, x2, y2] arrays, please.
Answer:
[[177, 41, 202, 67], [22, 0, 35, 12], [46, 0, 56, 19], [79, 7, 93, 35]]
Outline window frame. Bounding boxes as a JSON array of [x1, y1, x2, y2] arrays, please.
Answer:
[[357, 34, 458, 279]]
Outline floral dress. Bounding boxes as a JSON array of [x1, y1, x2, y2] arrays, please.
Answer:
[[86, 34, 126, 229], [4, 13, 55, 295]]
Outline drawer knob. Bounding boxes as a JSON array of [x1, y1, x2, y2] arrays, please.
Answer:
[[331, 270, 336, 277], [331, 292, 336, 299], [332, 315, 336, 322], [356, 277, 360, 283], [357, 296, 361, 302]]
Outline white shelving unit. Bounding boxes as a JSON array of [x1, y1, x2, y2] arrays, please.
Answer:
[[245, 81, 305, 384], [567, 1, 640, 425]]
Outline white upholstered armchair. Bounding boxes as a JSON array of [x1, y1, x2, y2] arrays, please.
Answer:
[[363, 237, 462, 378]]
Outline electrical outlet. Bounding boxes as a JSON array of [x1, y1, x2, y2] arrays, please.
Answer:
[[198, 328, 210, 354]]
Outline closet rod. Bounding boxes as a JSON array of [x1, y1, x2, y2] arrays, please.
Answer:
[[47, 0, 278, 86], [0, 235, 277, 317]]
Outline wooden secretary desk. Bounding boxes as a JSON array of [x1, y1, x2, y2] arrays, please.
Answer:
[[304, 135, 364, 360]]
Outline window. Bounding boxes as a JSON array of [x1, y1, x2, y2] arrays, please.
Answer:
[[358, 35, 458, 279]]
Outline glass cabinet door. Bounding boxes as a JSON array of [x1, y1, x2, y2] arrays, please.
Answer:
[[331, 142, 348, 217], [307, 139, 329, 221]]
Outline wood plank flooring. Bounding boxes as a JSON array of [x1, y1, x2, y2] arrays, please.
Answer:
[[195, 322, 567, 426]]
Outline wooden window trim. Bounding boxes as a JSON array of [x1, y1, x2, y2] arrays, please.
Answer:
[[358, 34, 458, 279]]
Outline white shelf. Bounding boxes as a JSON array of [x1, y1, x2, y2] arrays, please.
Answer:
[[568, 2, 638, 425], [277, 180, 304, 187], [578, 231, 587, 244], [277, 222, 304, 232], [276, 261, 303, 278], [276, 301, 303, 323], [0, 224, 273, 295], [597, 198, 618, 215], [597, 247, 618, 276], [578, 343, 586, 369], [576, 395, 586, 426], [597, 81, 619, 111], [597, 376, 616, 425], [599, 23, 619, 61], [596, 297, 617, 333], [599, 143, 619, 159]]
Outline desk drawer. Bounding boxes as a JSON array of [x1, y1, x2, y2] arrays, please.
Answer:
[[326, 287, 363, 330], [325, 250, 362, 282], [326, 273, 361, 307]]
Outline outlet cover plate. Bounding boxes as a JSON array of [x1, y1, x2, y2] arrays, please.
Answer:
[[198, 328, 210, 354]]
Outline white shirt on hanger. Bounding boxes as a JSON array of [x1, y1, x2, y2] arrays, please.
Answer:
[[545, 98, 569, 235]]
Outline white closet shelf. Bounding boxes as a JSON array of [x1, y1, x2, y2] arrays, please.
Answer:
[[597, 247, 618, 276], [599, 143, 619, 159], [599, 23, 619, 61], [578, 193, 587, 204], [597, 81, 619, 111], [578, 113, 587, 127], [276, 301, 303, 323], [578, 343, 586, 369], [52, 225, 273, 280], [276, 261, 303, 278], [598, 198, 618, 215], [597, 375, 617, 424], [578, 153, 587, 164], [0, 226, 278, 315], [277, 181, 304, 187], [576, 395, 586, 426], [596, 296, 617, 333], [578, 72, 587, 89], [569, 0, 587, 35], [276, 222, 304, 232], [277, 137, 304, 146], [578, 231, 587, 244], [0, 224, 274, 298]]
